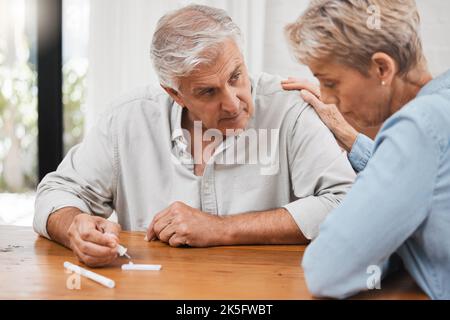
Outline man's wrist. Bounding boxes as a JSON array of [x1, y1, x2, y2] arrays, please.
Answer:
[[47, 207, 83, 248], [212, 215, 233, 246]]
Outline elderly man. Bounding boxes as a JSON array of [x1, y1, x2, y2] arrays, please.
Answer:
[[33, 4, 355, 267]]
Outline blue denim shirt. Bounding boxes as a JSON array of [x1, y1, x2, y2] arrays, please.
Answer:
[[302, 69, 450, 300]]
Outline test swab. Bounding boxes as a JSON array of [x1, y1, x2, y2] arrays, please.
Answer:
[[117, 244, 131, 259], [64, 261, 115, 288], [121, 263, 162, 271], [103, 232, 132, 260]]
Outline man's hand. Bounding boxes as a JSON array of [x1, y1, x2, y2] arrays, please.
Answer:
[[282, 78, 359, 152], [146, 202, 307, 247], [67, 214, 122, 268], [146, 202, 225, 247]]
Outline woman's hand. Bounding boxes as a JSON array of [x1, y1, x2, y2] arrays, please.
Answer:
[[281, 77, 322, 98], [281, 78, 359, 152]]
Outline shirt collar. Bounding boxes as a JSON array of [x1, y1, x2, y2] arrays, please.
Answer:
[[418, 69, 450, 97], [170, 102, 186, 143]]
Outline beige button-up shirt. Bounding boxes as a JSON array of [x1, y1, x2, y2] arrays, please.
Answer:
[[34, 73, 356, 240]]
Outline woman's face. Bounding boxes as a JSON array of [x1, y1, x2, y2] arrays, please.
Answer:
[[308, 60, 393, 129]]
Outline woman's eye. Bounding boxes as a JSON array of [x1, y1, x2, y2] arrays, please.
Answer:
[[323, 82, 335, 89]]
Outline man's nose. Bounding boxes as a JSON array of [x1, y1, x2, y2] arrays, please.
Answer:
[[221, 88, 240, 114]]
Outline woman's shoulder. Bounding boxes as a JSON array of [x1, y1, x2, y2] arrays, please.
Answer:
[[414, 86, 450, 116], [383, 91, 450, 154], [405, 71, 450, 134]]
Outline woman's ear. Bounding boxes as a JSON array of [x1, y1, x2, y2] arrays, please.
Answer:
[[161, 85, 185, 107], [371, 52, 397, 86]]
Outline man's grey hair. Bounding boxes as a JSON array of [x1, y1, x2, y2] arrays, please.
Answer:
[[150, 4, 243, 90]]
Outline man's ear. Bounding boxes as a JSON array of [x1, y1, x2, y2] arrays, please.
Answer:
[[161, 85, 185, 107], [370, 52, 397, 86]]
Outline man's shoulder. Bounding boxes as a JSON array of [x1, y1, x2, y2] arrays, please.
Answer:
[[91, 85, 174, 137], [251, 73, 310, 129], [107, 85, 173, 116], [253, 72, 297, 98]]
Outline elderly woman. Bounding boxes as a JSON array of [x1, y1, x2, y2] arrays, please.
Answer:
[[282, 0, 450, 299]]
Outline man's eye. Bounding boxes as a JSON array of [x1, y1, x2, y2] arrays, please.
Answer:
[[230, 73, 241, 83], [201, 89, 215, 96]]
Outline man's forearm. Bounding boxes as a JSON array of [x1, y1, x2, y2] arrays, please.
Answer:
[[219, 208, 308, 245], [46, 207, 83, 248]]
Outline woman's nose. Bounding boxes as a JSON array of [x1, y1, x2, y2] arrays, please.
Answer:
[[321, 92, 339, 106]]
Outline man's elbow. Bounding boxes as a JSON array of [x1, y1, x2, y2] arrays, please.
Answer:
[[32, 210, 51, 240], [33, 192, 54, 240]]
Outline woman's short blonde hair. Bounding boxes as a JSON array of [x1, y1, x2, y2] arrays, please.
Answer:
[[285, 0, 424, 76]]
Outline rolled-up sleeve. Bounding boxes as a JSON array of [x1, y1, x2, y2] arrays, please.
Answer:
[[348, 133, 374, 173], [283, 106, 356, 240], [33, 113, 117, 239]]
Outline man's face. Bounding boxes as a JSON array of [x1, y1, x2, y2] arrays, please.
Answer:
[[167, 39, 254, 135]]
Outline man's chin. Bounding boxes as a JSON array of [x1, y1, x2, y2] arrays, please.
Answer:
[[220, 118, 250, 136]]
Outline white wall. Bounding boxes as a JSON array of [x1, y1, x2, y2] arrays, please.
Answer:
[[263, 0, 312, 79], [85, 0, 450, 127], [85, 0, 267, 129], [416, 0, 450, 77], [262, 0, 450, 79]]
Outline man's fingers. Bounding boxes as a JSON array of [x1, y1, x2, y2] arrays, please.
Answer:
[[80, 227, 117, 248], [168, 234, 186, 248], [301, 90, 325, 110], [146, 221, 156, 242], [158, 223, 177, 243], [71, 242, 115, 267], [99, 219, 122, 238], [147, 214, 164, 241], [153, 215, 174, 240], [147, 219, 164, 241], [153, 206, 173, 225], [146, 206, 172, 241], [73, 234, 118, 259]]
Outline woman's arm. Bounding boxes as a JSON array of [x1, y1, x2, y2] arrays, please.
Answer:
[[302, 109, 441, 299]]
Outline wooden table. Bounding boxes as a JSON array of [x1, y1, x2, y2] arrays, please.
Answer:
[[0, 226, 427, 300]]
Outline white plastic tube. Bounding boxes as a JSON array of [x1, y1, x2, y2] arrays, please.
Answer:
[[64, 261, 115, 288], [121, 263, 162, 271]]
